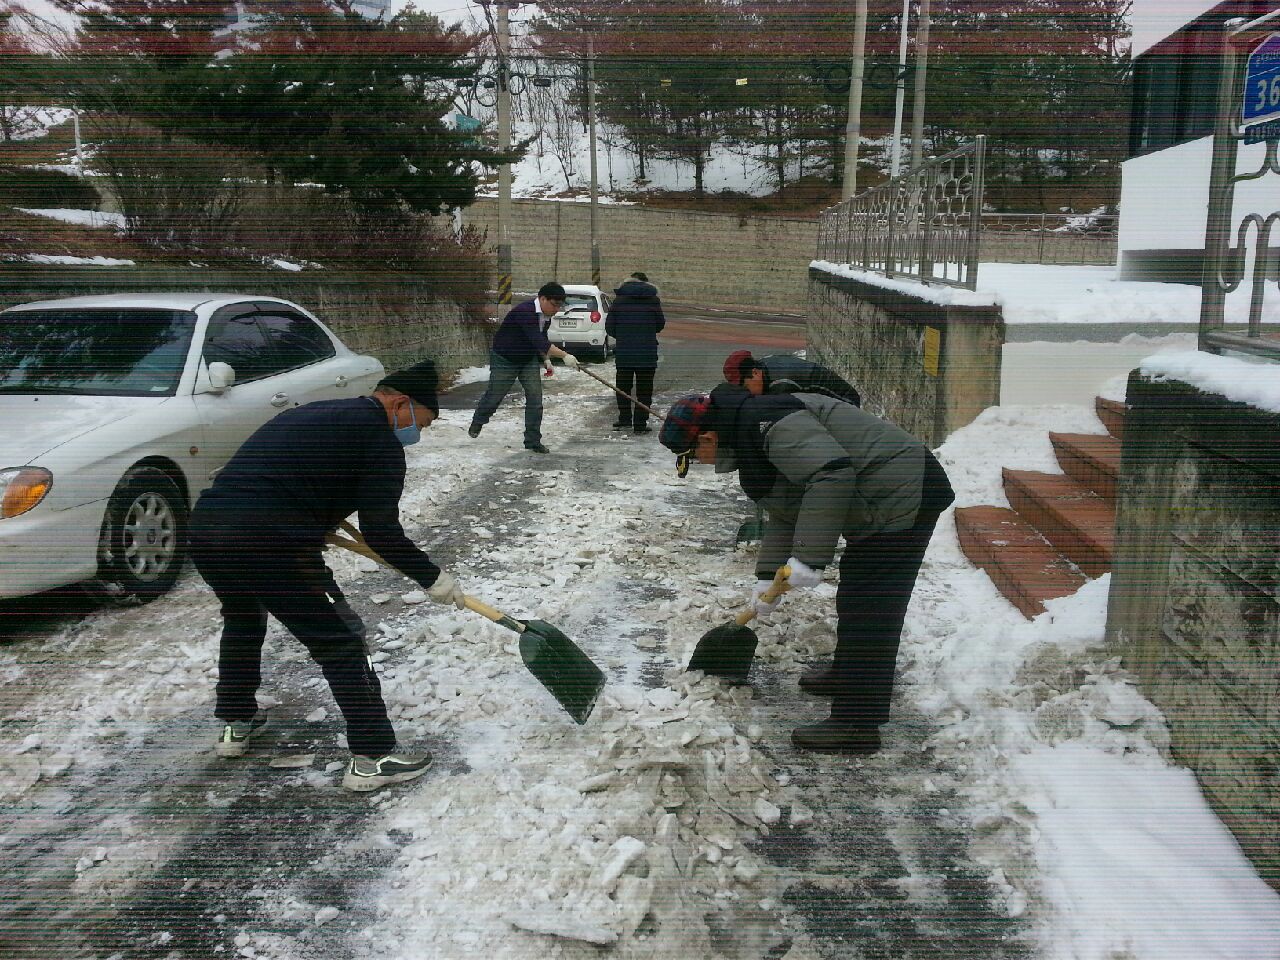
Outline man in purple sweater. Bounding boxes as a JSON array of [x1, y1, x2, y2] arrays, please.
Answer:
[[468, 282, 580, 454]]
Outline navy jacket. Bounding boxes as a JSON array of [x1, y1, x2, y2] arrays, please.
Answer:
[[606, 280, 666, 368], [491, 299, 553, 364], [192, 397, 441, 589], [760, 354, 861, 407]]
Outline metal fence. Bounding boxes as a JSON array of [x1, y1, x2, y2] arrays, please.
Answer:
[[979, 212, 1118, 265], [1200, 10, 1280, 362], [816, 137, 986, 290]]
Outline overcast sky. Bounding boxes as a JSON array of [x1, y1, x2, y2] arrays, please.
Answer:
[[9, 0, 1234, 60], [401, 0, 1225, 58]]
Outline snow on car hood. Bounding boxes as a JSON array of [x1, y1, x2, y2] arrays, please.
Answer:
[[0, 394, 166, 466]]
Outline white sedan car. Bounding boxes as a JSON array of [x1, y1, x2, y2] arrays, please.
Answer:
[[0, 293, 384, 601], [546, 284, 613, 362]]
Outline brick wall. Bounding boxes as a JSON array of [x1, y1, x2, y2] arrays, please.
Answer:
[[0, 267, 493, 383], [806, 267, 1005, 447], [1106, 373, 1280, 889]]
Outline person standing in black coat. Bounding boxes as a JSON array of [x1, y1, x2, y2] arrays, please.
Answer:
[[605, 272, 666, 434]]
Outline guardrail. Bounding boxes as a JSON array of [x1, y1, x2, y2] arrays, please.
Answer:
[[816, 137, 986, 291]]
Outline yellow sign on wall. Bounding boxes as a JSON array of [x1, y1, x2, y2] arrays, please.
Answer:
[[923, 326, 941, 377]]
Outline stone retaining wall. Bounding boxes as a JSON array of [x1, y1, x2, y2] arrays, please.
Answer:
[[1106, 372, 1280, 889], [461, 199, 816, 313], [806, 267, 1005, 447]]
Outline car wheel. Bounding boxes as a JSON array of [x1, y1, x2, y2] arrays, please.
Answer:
[[97, 467, 187, 604]]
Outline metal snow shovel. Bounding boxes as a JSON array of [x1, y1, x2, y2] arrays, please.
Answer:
[[687, 565, 791, 684], [325, 522, 605, 725]]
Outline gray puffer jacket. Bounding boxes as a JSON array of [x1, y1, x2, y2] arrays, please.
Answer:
[[748, 394, 926, 578]]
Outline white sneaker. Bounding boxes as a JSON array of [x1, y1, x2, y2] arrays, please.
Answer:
[[214, 709, 270, 758], [342, 752, 433, 792]]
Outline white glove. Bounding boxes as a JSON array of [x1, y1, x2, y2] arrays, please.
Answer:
[[751, 580, 783, 618], [560, 352, 581, 370], [426, 570, 466, 609], [785, 557, 822, 589]]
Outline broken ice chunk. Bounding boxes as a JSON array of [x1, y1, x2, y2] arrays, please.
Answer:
[[595, 836, 646, 891], [507, 908, 618, 945], [576, 772, 616, 794], [269, 754, 316, 770], [401, 590, 428, 605], [753, 797, 781, 826], [788, 801, 814, 827]]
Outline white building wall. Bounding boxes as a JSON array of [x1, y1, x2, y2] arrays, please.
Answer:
[[1119, 137, 1274, 256]]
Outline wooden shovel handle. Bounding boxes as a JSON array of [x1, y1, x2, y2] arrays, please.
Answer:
[[579, 365, 661, 418], [462, 595, 527, 633], [734, 565, 792, 627], [325, 522, 527, 634]]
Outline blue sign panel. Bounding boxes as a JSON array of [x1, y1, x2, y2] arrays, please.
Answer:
[[1242, 32, 1280, 126]]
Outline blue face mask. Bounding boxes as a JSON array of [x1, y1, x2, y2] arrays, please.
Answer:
[[394, 399, 420, 447]]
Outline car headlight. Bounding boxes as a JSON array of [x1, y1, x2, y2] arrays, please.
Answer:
[[0, 467, 53, 519]]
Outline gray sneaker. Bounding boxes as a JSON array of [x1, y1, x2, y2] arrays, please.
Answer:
[[214, 709, 270, 758], [342, 752, 433, 792]]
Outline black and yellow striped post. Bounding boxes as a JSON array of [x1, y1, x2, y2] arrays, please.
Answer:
[[496, 262, 513, 307]]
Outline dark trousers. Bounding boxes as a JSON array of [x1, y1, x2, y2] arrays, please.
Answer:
[[614, 365, 655, 427], [471, 350, 544, 446], [190, 528, 397, 757], [830, 455, 955, 728]]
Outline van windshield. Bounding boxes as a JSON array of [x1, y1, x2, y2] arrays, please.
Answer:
[[0, 308, 197, 397]]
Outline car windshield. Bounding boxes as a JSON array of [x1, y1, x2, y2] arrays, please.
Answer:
[[562, 294, 598, 313], [0, 308, 197, 397]]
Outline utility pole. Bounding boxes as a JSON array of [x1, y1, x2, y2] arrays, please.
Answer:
[[587, 37, 601, 289], [72, 105, 84, 171], [909, 0, 931, 170], [889, 0, 911, 178], [496, 1, 514, 307], [842, 0, 869, 199]]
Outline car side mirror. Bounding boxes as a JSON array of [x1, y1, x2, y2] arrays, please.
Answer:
[[207, 361, 236, 392]]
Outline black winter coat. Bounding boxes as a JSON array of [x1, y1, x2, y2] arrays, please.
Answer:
[[606, 280, 666, 368]]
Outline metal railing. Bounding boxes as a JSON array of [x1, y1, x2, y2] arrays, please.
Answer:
[[980, 212, 1118, 265], [1200, 10, 1280, 362], [816, 136, 986, 290]]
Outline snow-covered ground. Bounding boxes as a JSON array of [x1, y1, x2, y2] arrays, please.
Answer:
[[3, 363, 1278, 959], [16, 207, 125, 231]]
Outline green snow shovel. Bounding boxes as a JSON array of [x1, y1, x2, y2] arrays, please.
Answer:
[[326, 522, 605, 725], [686, 565, 791, 684], [735, 504, 766, 544]]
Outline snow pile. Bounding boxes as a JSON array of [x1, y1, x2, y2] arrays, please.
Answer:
[[813, 261, 1276, 330], [1139, 350, 1280, 414], [9, 254, 135, 266], [906, 403, 1280, 958], [15, 208, 124, 231], [810, 260, 1000, 306]]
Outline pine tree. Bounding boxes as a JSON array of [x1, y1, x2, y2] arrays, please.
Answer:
[[57, 0, 513, 213]]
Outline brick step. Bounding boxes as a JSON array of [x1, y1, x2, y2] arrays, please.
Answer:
[[1095, 397, 1127, 441], [954, 506, 1089, 619], [1002, 469, 1115, 577], [1048, 432, 1122, 501]]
